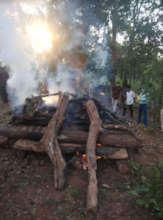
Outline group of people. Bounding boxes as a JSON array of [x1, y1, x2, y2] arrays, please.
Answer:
[[111, 82, 149, 126]]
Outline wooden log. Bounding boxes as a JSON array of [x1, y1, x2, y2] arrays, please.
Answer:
[[86, 100, 102, 211], [12, 115, 52, 126], [103, 124, 129, 130], [14, 139, 42, 152], [99, 132, 140, 148], [14, 139, 128, 159], [106, 148, 128, 159], [58, 130, 88, 144], [0, 125, 141, 148], [0, 125, 44, 140], [40, 93, 69, 189], [60, 129, 141, 149], [103, 124, 142, 144]]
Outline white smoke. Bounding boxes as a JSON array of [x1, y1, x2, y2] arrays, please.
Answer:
[[0, 0, 110, 110], [0, 2, 50, 109], [47, 64, 81, 94]]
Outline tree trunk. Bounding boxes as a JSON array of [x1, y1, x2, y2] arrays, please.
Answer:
[[111, 0, 119, 82]]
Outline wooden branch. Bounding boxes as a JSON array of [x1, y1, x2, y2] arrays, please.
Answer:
[[40, 93, 69, 189], [86, 100, 102, 211]]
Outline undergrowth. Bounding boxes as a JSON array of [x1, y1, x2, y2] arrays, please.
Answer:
[[129, 161, 163, 219]]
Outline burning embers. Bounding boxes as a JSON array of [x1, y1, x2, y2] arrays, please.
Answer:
[[81, 154, 88, 170]]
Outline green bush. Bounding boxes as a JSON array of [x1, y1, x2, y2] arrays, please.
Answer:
[[129, 161, 163, 219]]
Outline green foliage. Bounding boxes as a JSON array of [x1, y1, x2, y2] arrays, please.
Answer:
[[129, 161, 163, 219]]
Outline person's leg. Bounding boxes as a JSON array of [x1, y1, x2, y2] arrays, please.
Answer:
[[129, 105, 133, 119], [138, 104, 142, 124], [143, 104, 147, 126], [123, 104, 127, 116]]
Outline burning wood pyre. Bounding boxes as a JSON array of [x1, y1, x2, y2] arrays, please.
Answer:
[[0, 92, 142, 211]]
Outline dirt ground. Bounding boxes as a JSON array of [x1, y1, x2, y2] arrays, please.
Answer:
[[0, 101, 163, 220]]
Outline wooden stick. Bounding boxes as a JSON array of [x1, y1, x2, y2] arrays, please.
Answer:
[[86, 100, 102, 211]]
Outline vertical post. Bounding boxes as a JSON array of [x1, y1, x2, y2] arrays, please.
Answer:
[[86, 100, 102, 211]]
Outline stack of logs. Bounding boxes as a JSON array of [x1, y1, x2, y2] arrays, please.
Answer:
[[0, 92, 142, 211]]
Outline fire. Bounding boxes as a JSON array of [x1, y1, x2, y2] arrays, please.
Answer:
[[26, 22, 53, 54], [100, 92, 105, 96], [42, 95, 59, 106], [81, 154, 88, 170]]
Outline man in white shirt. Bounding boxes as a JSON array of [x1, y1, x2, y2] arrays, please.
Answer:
[[123, 85, 136, 119]]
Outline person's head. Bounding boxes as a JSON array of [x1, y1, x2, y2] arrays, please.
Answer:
[[140, 88, 148, 94]]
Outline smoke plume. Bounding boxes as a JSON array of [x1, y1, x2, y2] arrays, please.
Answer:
[[0, 0, 110, 110]]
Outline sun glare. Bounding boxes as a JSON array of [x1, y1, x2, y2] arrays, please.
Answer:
[[26, 22, 53, 54]]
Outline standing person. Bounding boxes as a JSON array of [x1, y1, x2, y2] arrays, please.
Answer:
[[137, 88, 149, 126], [111, 82, 122, 113], [0, 67, 9, 103], [123, 85, 136, 119]]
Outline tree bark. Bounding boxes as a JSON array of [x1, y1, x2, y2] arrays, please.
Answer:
[[110, 0, 119, 81], [86, 100, 102, 211], [40, 93, 69, 189]]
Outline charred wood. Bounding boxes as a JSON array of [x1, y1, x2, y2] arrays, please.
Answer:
[[0, 125, 43, 140]]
